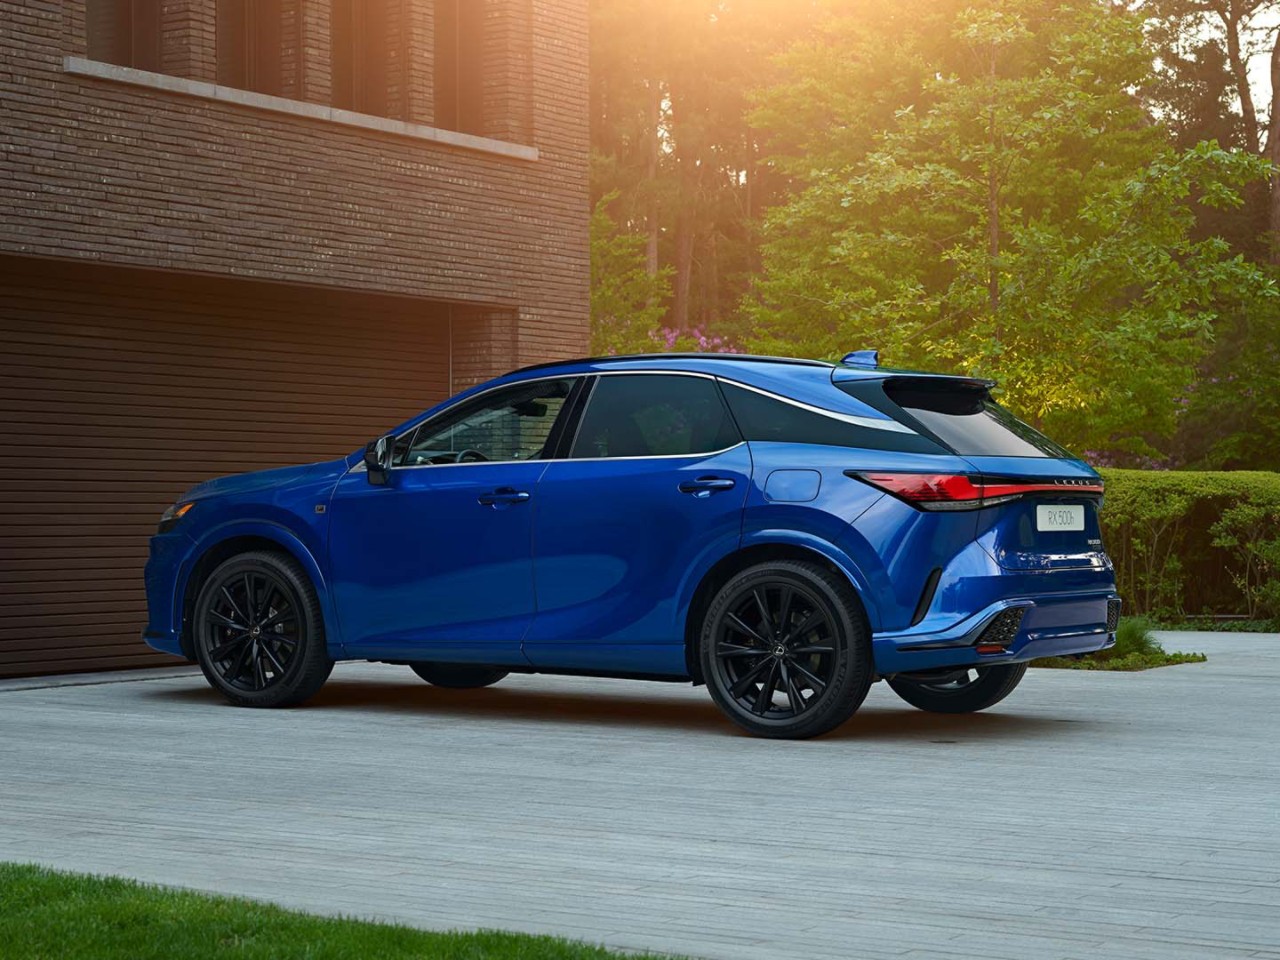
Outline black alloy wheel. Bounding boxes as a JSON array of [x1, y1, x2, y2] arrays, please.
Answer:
[[886, 662, 1028, 714], [701, 560, 872, 739], [193, 551, 333, 707]]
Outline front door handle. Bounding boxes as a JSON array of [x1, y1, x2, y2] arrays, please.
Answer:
[[678, 476, 736, 497], [477, 487, 531, 506]]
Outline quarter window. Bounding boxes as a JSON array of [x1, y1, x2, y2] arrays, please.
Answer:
[[721, 381, 942, 453], [570, 375, 740, 459], [399, 378, 575, 466]]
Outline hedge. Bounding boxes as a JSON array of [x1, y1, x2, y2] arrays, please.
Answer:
[[1097, 469, 1280, 620]]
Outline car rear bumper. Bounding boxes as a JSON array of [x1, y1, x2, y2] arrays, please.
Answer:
[[872, 589, 1120, 674]]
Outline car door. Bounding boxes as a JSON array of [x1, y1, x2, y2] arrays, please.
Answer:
[[328, 376, 579, 662], [524, 372, 752, 674]]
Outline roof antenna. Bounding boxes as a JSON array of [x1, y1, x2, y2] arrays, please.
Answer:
[[841, 349, 879, 367]]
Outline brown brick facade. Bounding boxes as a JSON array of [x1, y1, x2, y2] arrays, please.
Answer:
[[0, 0, 588, 676], [1, 0, 588, 364]]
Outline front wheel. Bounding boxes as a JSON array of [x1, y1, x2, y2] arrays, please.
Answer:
[[409, 663, 509, 689], [886, 663, 1027, 714], [700, 560, 872, 739], [192, 551, 333, 708]]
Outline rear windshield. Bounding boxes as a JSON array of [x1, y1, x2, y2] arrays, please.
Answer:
[[845, 380, 1076, 459]]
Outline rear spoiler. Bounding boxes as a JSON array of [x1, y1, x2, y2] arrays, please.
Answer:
[[830, 366, 997, 391]]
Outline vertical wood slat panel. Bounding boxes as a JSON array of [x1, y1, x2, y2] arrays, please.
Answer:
[[0, 255, 451, 678]]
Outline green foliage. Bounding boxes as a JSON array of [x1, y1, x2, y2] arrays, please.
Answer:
[[590, 190, 672, 355], [589, 1, 816, 333], [745, 0, 1274, 460], [1209, 496, 1280, 621], [0, 863, 678, 960], [1035, 616, 1206, 670], [1099, 468, 1280, 620]]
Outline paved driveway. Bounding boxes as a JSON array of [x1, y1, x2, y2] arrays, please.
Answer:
[[2, 632, 1278, 960]]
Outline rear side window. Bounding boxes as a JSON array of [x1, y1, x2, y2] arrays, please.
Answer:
[[719, 381, 943, 453], [876, 380, 1075, 459], [571, 374, 741, 459]]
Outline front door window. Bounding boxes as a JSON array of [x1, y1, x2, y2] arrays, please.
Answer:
[[399, 377, 576, 465]]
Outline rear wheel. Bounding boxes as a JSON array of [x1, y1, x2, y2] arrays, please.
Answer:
[[192, 551, 333, 708], [887, 663, 1027, 714], [409, 663, 509, 689], [700, 560, 872, 739]]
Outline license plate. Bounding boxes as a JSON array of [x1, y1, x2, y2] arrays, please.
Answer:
[[1037, 504, 1084, 532]]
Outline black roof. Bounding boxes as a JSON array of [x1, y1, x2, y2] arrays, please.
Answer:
[[512, 352, 834, 374]]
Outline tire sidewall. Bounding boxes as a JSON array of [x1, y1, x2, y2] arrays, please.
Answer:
[[886, 662, 1028, 714], [699, 561, 871, 738], [193, 552, 328, 707]]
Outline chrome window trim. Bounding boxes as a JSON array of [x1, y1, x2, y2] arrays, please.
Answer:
[[716, 377, 916, 434], [346, 364, 914, 476]]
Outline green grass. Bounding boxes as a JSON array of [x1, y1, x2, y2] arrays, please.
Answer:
[[1034, 616, 1207, 671], [0, 863, 678, 960]]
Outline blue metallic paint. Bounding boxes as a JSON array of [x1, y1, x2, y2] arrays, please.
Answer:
[[143, 354, 1120, 681]]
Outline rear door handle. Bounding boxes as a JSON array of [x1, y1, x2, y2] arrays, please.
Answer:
[[678, 476, 736, 497], [477, 487, 531, 506]]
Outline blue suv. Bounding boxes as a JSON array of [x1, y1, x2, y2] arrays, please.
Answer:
[[144, 352, 1120, 738]]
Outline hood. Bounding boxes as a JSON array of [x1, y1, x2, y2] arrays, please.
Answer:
[[182, 458, 351, 503]]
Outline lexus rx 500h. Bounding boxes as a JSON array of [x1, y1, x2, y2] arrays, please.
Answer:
[[144, 351, 1120, 739]]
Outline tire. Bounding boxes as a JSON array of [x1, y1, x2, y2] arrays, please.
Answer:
[[192, 550, 333, 708], [409, 663, 509, 689], [699, 560, 873, 739], [886, 663, 1028, 714]]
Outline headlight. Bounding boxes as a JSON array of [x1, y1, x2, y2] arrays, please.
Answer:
[[157, 502, 195, 533]]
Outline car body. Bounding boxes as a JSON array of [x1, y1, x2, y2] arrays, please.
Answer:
[[144, 352, 1120, 737]]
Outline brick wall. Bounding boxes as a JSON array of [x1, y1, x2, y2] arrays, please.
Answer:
[[0, 0, 589, 366]]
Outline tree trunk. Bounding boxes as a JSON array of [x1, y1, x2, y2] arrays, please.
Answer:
[[987, 47, 1000, 327], [988, 165, 1000, 317], [1222, 5, 1261, 154], [671, 202, 696, 332], [1269, 24, 1280, 264], [705, 229, 721, 328], [645, 78, 660, 277]]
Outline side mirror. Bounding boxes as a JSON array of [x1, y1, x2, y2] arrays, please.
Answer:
[[363, 433, 395, 486]]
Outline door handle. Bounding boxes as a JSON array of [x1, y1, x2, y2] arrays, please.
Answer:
[[477, 487, 531, 506], [678, 476, 736, 497]]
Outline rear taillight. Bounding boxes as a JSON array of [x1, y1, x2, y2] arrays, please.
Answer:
[[846, 471, 1103, 511]]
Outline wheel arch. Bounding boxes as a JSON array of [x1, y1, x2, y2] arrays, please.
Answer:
[[177, 524, 338, 660], [682, 540, 875, 684]]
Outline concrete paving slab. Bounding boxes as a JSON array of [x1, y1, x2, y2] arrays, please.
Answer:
[[0, 631, 1276, 959]]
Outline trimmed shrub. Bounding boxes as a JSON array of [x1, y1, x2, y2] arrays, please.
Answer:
[[1098, 469, 1280, 620]]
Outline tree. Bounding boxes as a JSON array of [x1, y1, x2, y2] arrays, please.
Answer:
[[589, 192, 673, 355], [589, 0, 817, 335], [746, 0, 1273, 459], [1143, 0, 1280, 259]]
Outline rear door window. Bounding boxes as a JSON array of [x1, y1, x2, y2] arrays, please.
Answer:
[[570, 374, 740, 458], [868, 379, 1075, 459]]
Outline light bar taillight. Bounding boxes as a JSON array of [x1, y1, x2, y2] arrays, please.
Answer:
[[847, 472, 1103, 511]]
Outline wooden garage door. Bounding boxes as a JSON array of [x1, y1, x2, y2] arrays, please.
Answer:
[[0, 256, 452, 678]]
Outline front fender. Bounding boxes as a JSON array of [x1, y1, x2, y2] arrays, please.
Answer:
[[178, 518, 345, 659]]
